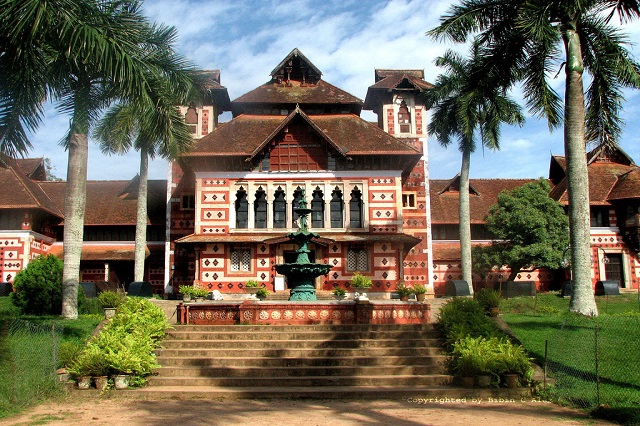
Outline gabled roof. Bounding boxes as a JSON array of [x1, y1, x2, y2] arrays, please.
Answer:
[[233, 79, 362, 107], [437, 174, 480, 196], [270, 48, 322, 81], [194, 70, 232, 112], [608, 169, 640, 201], [548, 146, 639, 205], [430, 178, 536, 224], [0, 154, 62, 217], [364, 69, 433, 110], [186, 111, 420, 158], [15, 158, 46, 180]]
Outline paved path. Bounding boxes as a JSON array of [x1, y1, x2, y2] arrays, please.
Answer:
[[0, 393, 612, 425]]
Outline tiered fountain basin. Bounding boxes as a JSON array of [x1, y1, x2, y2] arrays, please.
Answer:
[[176, 299, 431, 326]]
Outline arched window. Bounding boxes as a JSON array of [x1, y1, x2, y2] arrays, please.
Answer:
[[349, 187, 363, 228], [235, 187, 248, 229], [311, 187, 324, 228], [291, 187, 304, 228], [185, 105, 198, 134], [398, 100, 411, 133], [254, 187, 267, 229], [330, 187, 344, 228], [273, 187, 287, 229]]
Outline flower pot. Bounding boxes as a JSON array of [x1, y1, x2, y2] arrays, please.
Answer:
[[353, 287, 370, 294], [333, 295, 346, 301], [245, 287, 261, 294], [195, 297, 204, 302], [113, 374, 130, 390], [476, 374, 492, 388], [93, 375, 108, 390], [502, 373, 519, 388], [400, 296, 409, 301], [182, 294, 191, 302], [460, 376, 475, 388], [416, 293, 426, 302], [77, 375, 91, 390], [103, 307, 116, 319], [489, 307, 500, 317]]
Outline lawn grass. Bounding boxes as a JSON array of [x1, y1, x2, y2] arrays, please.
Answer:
[[501, 292, 640, 415], [0, 296, 100, 419]]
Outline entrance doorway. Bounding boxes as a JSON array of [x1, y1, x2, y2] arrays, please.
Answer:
[[604, 253, 625, 288]]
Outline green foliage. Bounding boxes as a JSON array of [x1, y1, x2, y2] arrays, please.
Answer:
[[332, 287, 346, 297], [472, 179, 569, 279], [256, 287, 269, 299], [192, 287, 210, 298], [437, 298, 500, 350], [68, 344, 109, 376], [57, 340, 85, 369], [245, 280, 260, 288], [474, 288, 501, 313], [395, 283, 414, 298], [350, 273, 372, 288], [412, 284, 427, 295], [97, 291, 124, 308], [178, 285, 195, 296], [10, 255, 63, 315]]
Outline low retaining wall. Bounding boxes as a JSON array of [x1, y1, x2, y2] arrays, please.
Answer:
[[177, 300, 431, 325]]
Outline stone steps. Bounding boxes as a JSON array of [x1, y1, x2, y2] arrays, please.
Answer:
[[160, 338, 442, 349]]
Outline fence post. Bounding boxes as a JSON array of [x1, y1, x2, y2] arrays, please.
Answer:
[[544, 339, 548, 390], [595, 326, 601, 407]]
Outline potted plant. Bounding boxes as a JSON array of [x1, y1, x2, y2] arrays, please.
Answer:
[[332, 287, 346, 300], [350, 273, 372, 292], [68, 346, 108, 390], [494, 338, 534, 388], [451, 336, 496, 388], [474, 288, 501, 316], [412, 284, 427, 302], [97, 290, 124, 318], [192, 287, 210, 302], [244, 280, 261, 295], [178, 285, 195, 302], [395, 283, 413, 301], [255, 287, 269, 301]]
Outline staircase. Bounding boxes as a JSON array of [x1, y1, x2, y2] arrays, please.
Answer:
[[136, 323, 465, 399]]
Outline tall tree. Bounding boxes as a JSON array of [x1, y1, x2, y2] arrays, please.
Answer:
[[0, 0, 192, 318], [423, 44, 524, 290], [94, 73, 194, 282], [428, 0, 640, 316]]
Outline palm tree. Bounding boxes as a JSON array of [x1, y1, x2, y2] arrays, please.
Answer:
[[94, 73, 194, 283], [428, 0, 640, 316], [423, 45, 525, 291], [1, 0, 193, 319]]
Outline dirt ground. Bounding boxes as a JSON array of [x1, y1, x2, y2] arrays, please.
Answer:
[[0, 393, 613, 426]]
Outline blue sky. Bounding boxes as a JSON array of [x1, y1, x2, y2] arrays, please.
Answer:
[[26, 0, 640, 181]]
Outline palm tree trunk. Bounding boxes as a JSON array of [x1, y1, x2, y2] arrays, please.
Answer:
[[61, 79, 90, 320], [563, 20, 598, 316], [134, 147, 149, 282], [459, 145, 473, 292]]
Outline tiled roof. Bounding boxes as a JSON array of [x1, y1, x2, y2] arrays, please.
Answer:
[[195, 70, 232, 112], [40, 179, 167, 226], [364, 69, 433, 110], [0, 155, 62, 216], [48, 243, 162, 260], [15, 158, 45, 179], [608, 169, 640, 201], [430, 178, 537, 224], [234, 79, 362, 107], [432, 241, 492, 261], [186, 111, 420, 157]]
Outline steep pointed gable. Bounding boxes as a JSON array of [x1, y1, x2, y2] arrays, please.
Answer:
[[270, 48, 322, 84], [437, 174, 480, 196], [364, 69, 433, 110]]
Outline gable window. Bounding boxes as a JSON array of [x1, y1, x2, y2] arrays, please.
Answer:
[[347, 247, 368, 271], [349, 187, 364, 228], [292, 187, 304, 228], [230, 248, 251, 272], [402, 193, 416, 209], [254, 187, 267, 229], [273, 187, 287, 228], [330, 187, 344, 228], [235, 187, 248, 229], [181, 195, 195, 210], [311, 187, 324, 228]]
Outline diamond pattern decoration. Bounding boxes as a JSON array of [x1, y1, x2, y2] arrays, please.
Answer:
[[332, 245, 338, 252], [333, 272, 339, 279], [382, 272, 388, 279], [260, 245, 266, 253], [261, 273, 267, 280], [212, 273, 218, 280], [213, 259, 219, 266], [332, 259, 339, 265], [204, 259, 210, 266], [382, 258, 388, 266], [213, 245, 219, 253], [260, 259, 267, 266]]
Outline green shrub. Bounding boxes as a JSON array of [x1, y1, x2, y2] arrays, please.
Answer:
[[97, 290, 124, 308], [451, 336, 496, 377], [396, 283, 414, 298], [192, 287, 210, 298], [350, 273, 372, 288], [474, 288, 501, 314], [245, 280, 260, 288], [68, 344, 109, 376], [437, 298, 499, 349], [10, 255, 63, 315], [332, 287, 346, 297], [256, 287, 269, 299], [493, 338, 534, 383], [178, 285, 195, 296], [57, 340, 85, 369], [412, 284, 427, 294]]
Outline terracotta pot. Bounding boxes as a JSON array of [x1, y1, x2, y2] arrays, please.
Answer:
[[104, 307, 116, 319], [113, 374, 130, 390], [502, 373, 519, 388], [489, 307, 500, 317], [93, 375, 108, 390], [476, 374, 492, 388], [400, 296, 409, 302], [77, 375, 91, 390], [182, 294, 191, 302], [460, 376, 475, 388], [416, 293, 426, 302]]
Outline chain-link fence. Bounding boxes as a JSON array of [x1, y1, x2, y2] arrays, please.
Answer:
[[0, 319, 64, 415], [541, 314, 640, 410]]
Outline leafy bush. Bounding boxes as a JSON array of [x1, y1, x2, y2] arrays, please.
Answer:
[[474, 288, 501, 313], [192, 287, 210, 298], [245, 280, 260, 288], [350, 273, 372, 288], [57, 340, 85, 369], [97, 290, 124, 308], [10, 255, 63, 315], [396, 283, 414, 298], [332, 287, 346, 297], [437, 297, 499, 349], [412, 284, 427, 295], [256, 287, 269, 299], [178, 285, 195, 296]]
